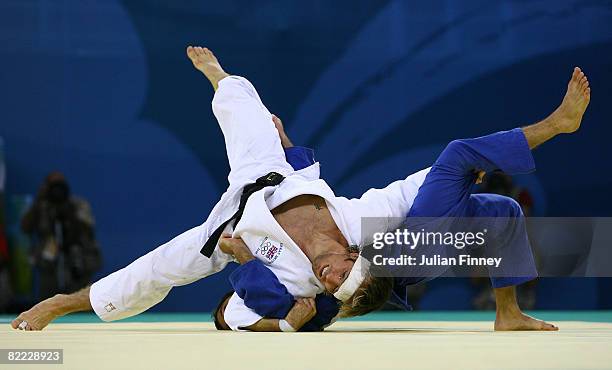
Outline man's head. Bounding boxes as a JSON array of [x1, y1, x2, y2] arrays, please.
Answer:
[[314, 243, 392, 317], [212, 291, 233, 330], [42, 171, 71, 204]]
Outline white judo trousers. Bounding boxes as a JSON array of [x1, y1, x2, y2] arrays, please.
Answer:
[[89, 76, 297, 321], [89, 75, 430, 322]]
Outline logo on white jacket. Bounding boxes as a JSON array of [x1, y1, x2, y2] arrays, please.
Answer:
[[256, 236, 283, 264]]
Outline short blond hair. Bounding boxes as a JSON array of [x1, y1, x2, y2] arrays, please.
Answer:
[[338, 266, 392, 317]]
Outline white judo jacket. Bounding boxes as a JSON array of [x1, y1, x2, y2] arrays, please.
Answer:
[[224, 162, 429, 330]]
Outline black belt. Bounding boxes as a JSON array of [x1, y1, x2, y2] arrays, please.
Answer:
[[199, 172, 285, 257]]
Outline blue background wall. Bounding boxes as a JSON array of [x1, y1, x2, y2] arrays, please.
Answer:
[[1, 0, 611, 311]]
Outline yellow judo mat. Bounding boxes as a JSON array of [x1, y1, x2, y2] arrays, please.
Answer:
[[1, 312, 611, 370]]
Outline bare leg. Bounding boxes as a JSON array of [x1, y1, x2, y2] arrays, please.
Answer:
[[522, 67, 591, 149], [492, 68, 591, 331], [186, 46, 229, 90], [493, 286, 558, 331], [11, 286, 92, 331]]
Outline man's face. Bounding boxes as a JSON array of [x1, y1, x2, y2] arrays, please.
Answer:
[[313, 251, 358, 294]]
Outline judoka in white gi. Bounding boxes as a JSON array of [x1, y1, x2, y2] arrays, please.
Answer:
[[11, 46, 429, 331]]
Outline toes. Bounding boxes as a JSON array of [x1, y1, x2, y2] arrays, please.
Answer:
[[10, 318, 21, 329], [580, 75, 590, 95], [185, 46, 214, 61], [569, 68, 585, 89], [573, 69, 585, 83], [186, 46, 195, 58], [203, 48, 215, 58], [11, 318, 31, 331], [541, 321, 559, 331]]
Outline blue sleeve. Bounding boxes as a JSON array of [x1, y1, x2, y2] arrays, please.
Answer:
[[298, 294, 340, 332], [284, 146, 316, 171], [229, 259, 294, 318], [230, 259, 340, 331]]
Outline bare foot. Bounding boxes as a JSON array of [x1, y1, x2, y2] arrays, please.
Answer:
[[186, 46, 229, 90], [550, 67, 591, 134], [494, 310, 559, 331], [11, 295, 64, 331]]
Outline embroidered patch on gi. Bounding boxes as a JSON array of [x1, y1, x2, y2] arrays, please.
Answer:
[[104, 303, 116, 312], [256, 236, 283, 264]]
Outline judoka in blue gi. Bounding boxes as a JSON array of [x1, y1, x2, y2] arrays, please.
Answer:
[[358, 65, 591, 331], [379, 129, 541, 319], [215, 62, 591, 332]]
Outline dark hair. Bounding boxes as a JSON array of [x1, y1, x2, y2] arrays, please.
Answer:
[[339, 265, 392, 317], [212, 291, 234, 330]]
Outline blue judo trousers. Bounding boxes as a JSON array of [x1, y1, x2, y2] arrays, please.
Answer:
[[390, 128, 538, 307]]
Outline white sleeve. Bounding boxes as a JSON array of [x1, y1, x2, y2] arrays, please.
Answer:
[[360, 167, 429, 218], [337, 167, 430, 245], [224, 293, 263, 331]]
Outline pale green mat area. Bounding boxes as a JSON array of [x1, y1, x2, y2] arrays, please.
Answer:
[[1, 311, 611, 324]]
